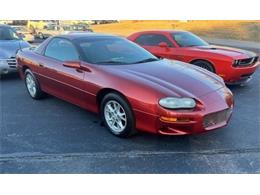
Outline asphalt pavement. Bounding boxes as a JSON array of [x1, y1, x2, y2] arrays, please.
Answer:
[[204, 37, 260, 54], [0, 66, 259, 173]]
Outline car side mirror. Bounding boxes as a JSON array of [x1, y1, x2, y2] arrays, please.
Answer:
[[158, 42, 169, 48], [63, 61, 81, 69]]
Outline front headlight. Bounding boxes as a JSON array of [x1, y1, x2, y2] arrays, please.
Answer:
[[159, 97, 196, 109]]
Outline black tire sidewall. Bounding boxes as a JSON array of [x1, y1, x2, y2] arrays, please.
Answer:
[[101, 93, 136, 137], [192, 60, 215, 73]]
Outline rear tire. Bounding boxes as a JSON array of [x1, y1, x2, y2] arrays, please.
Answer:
[[191, 60, 215, 73], [101, 93, 137, 138], [24, 69, 45, 99]]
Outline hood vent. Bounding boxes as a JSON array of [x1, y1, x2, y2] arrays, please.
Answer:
[[197, 46, 217, 50]]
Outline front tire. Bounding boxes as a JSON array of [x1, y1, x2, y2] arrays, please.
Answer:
[[191, 60, 215, 73], [24, 69, 45, 99], [101, 93, 136, 138]]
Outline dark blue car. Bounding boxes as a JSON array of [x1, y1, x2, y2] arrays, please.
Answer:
[[0, 24, 30, 74]]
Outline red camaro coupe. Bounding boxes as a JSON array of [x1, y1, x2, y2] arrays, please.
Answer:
[[16, 33, 233, 137], [128, 30, 259, 84]]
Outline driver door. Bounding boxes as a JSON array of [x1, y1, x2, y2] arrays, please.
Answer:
[[39, 38, 87, 108]]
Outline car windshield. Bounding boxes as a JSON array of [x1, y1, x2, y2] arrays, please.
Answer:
[[172, 32, 209, 47], [0, 27, 20, 40], [75, 37, 159, 65]]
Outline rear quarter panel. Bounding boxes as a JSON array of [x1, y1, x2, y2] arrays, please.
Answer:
[[16, 49, 41, 79]]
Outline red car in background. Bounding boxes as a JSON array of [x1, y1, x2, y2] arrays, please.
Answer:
[[128, 30, 259, 84], [16, 33, 233, 137]]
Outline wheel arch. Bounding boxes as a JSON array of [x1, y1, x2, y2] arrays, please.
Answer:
[[22, 65, 30, 73], [189, 58, 216, 72], [96, 88, 133, 113], [19, 65, 30, 79]]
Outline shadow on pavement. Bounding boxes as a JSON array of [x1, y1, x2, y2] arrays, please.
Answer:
[[0, 72, 20, 81]]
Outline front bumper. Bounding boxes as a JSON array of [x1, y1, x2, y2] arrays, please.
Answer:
[[0, 59, 18, 74], [156, 88, 233, 135], [134, 87, 233, 135], [157, 107, 232, 135], [221, 61, 259, 84]]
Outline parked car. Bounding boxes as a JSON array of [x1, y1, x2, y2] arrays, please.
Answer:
[[12, 26, 35, 43], [0, 24, 30, 74], [128, 30, 259, 85], [36, 24, 64, 39], [27, 20, 56, 31], [36, 24, 93, 39], [16, 33, 233, 137], [63, 24, 93, 33]]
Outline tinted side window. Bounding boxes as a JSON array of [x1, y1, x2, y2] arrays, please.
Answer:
[[172, 32, 209, 47], [135, 34, 173, 47], [45, 38, 79, 61]]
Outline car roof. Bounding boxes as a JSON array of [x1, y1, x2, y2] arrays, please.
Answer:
[[135, 30, 188, 34], [55, 33, 119, 40], [0, 24, 12, 28]]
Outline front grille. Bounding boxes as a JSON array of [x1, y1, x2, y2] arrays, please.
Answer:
[[6, 57, 17, 68], [203, 108, 232, 128], [233, 56, 258, 67]]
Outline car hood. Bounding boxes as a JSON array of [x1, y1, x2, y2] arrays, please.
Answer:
[[105, 59, 225, 99], [0, 40, 30, 59], [192, 45, 257, 59]]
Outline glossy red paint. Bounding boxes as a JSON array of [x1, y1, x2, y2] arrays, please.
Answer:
[[16, 34, 234, 135], [128, 30, 259, 84]]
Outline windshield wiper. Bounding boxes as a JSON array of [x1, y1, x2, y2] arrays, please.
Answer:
[[133, 58, 159, 64]]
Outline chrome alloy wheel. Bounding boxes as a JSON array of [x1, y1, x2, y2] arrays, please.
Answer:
[[104, 100, 127, 133], [25, 73, 37, 97]]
